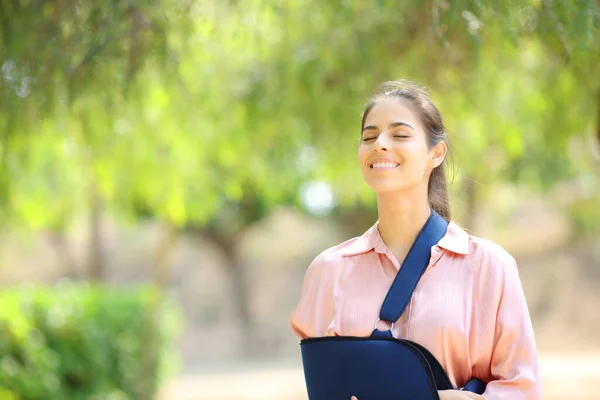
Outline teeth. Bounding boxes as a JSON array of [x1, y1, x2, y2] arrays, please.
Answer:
[[372, 162, 399, 169]]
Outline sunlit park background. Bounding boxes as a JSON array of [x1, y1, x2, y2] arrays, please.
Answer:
[[0, 1, 599, 399]]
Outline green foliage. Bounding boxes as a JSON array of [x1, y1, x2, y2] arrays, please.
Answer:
[[0, 283, 181, 400], [0, 0, 598, 231]]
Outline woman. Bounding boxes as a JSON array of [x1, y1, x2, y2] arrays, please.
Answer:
[[290, 80, 541, 399]]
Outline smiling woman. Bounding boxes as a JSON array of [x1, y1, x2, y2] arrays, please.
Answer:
[[290, 80, 542, 400], [358, 95, 448, 213]]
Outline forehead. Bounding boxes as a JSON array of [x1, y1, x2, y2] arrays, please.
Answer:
[[364, 97, 421, 129]]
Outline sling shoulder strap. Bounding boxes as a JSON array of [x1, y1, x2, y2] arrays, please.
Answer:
[[378, 210, 449, 324]]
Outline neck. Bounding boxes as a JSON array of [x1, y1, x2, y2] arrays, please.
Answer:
[[376, 190, 432, 259]]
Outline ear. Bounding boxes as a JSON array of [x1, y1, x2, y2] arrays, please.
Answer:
[[430, 141, 447, 168]]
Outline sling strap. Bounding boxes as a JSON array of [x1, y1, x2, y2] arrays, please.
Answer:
[[378, 210, 448, 325]]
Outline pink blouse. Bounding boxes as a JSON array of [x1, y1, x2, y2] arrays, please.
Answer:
[[290, 220, 541, 399]]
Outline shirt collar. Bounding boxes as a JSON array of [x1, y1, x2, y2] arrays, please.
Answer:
[[340, 220, 470, 257], [438, 221, 470, 255]]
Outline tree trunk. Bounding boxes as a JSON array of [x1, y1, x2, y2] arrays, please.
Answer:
[[207, 230, 256, 357], [596, 87, 600, 160], [462, 177, 478, 233], [88, 186, 104, 282], [152, 223, 178, 288], [47, 228, 80, 280], [335, 205, 378, 238], [224, 252, 255, 354]]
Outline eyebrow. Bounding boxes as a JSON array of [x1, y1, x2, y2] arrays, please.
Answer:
[[361, 121, 416, 132]]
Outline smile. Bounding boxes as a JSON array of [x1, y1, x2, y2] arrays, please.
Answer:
[[371, 162, 399, 169]]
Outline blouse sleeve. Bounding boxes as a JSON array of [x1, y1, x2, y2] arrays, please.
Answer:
[[470, 240, 542, 399], [290, 252, 338, 339]]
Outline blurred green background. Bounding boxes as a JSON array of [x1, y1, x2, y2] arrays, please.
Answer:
[[0, 0, 599, 399]]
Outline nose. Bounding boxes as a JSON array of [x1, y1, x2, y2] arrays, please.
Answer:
[[374, 132, 390, 152]]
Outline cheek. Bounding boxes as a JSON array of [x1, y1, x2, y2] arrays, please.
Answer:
[[402, 145, 430, 165], [357, 147, 368, 166]]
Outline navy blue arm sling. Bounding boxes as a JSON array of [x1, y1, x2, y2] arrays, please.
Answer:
[[300, 211, 486, 399]]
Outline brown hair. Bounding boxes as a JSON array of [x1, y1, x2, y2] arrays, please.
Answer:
[[361, 80, 452, 221]]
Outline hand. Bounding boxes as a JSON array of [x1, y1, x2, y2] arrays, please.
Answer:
[[351, 390, 483, 400], [438, 390, 484, 399]]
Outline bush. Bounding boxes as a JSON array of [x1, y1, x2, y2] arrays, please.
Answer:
[[0, 282, 181, 400]]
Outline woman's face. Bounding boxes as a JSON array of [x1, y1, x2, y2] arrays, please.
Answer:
[[357, 97, 445, 194]]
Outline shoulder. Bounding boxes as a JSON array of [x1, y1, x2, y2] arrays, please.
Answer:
[[468, 235, 516, 266], [297, 236, 364, 295], [307, 236, 363, 271], [467, 234, 520, 284], [302, 219, 378, 281]]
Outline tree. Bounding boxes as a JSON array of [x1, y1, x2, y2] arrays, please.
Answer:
[[1, 0, 599, 355]]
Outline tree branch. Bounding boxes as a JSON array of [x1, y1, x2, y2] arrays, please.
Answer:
[[67, 40, 109, 78], [595, 88, 600, 163], [541, 0, 571, 63]]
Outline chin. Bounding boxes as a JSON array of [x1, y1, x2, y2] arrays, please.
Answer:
[[367, 182, 406, 193], [365, 177, 422, 195]]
